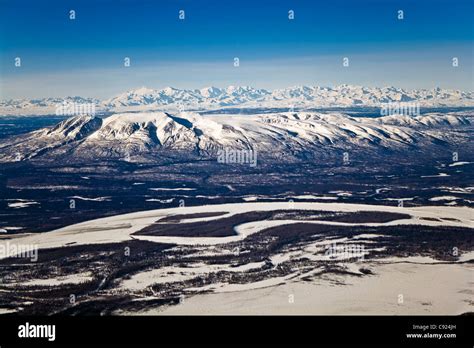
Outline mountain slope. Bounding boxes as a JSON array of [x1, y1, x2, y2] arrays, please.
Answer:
[[0, 111, 471, 163]]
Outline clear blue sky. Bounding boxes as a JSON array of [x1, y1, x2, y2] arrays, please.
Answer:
[[0, 0, 472, 98]]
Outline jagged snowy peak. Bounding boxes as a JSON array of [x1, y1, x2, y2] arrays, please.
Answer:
[[44, 115, 103, 139], [1, 86, 473, 116], [224, 85, 270, 98], [0, 115, 103, 161], [0, 96, 99, 108], [199, 86, 224, 98], [103, 86, 270, 109], [0, 96, 101, 116], [270, 85, 474, 106], [0, 111, 471, 163], [81, 112, 251, 155], [102, 85, 474, 108], [103, 87, 203, 107]]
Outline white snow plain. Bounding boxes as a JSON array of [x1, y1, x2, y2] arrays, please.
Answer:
[[1, 202, 472, 259]]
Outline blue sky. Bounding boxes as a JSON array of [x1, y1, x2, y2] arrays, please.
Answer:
[[0, 0, 473, 98]]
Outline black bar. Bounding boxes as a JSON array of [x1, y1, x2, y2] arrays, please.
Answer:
[[0, 315, 472, 346]]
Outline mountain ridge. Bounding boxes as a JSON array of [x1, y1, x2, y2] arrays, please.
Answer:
[[0, 111, 471, 163], [1, 85, 473, 116]]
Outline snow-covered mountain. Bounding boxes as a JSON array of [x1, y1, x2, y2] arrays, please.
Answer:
[[0, 111, 471, 163], [1, 85, 473, 116], [103, 85, 474, 109], [103, 85, 270, 109], [0, 96, 101, 116]]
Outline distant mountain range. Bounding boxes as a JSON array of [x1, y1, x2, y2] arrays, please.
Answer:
[[1, 85, 473, 116], [0, 110, 471, 163]]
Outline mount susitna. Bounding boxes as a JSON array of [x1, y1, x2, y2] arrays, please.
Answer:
[[0, 111, 471, 163]]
